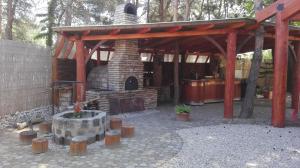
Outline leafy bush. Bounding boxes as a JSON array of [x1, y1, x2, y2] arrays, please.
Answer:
[[175, 105, 191, 114]]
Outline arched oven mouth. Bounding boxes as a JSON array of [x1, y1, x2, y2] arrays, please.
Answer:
[[124, 3, 137, 15], [125, 76, 138, 90]]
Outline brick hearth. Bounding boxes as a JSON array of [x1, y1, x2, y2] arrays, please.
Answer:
[[86, 3, 158, 114]]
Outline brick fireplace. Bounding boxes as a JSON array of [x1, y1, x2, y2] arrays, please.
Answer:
[[108, 40, 143, 91], [86, 3, 157, 114]]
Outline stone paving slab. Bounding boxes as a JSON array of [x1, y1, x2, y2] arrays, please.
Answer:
[[0, 102, 298, 168], [0, 110, 183, 168]]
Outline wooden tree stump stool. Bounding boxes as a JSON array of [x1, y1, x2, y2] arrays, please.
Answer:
[[32, 138, 48, 154], [105, 130, 121, 146], [121, 125, 135, 138], [110, 117, 122, 130], [19, 130, 37, 145], [69, 136, 88, 156], [39, 121, 52, 134]]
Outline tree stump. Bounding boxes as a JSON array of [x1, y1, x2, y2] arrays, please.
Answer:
[[105, 130, 121, 146], [32, 138, 48, 154], [19, 130, 37, 145], [110, 117, 122, 130], [121, 125, 135, 138], [39, 121, 52, 134], [69, 136, 87, 156]]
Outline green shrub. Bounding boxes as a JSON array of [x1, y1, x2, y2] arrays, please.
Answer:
[[175, 105, 191, 114]]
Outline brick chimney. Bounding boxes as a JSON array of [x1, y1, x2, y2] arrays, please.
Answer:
[[108, 3, 144, 91]]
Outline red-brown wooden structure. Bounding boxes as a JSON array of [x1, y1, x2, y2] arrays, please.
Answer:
[[53, 1, 300, 127], [256, 0, 300, 127]]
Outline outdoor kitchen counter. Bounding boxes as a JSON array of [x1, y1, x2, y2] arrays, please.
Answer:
[[182, 79, 241, 105]]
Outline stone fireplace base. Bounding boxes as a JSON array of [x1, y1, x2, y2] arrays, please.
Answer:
[[86, 88, 158, 114]]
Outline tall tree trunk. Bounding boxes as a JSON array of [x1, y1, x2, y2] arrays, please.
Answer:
[[47, 0, 57, 47], [184, 0, 190, 21], [0, 0, 2, 37], [207, 0, 210, 20], [173, 0, 179, 21], [64, 0, 73, 26], [159, 0, 164, 22], [146, 0, 150, 23], [4, 0, 18, 40], [240, 0, 264, 118]]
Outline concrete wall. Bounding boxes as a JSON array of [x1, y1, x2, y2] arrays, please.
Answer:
[[0, 40, 52, 117]]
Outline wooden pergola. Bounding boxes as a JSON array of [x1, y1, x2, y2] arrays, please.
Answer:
[[53, 14, 300, 127], [256, 0, 300, 127]]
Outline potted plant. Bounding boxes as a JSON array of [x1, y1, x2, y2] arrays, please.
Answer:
[[175, 105, 191, 121]]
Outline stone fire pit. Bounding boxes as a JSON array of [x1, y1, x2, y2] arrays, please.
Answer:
[[52, 110, 106, 145]]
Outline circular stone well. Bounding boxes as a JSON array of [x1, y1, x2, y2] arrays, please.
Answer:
[[52, 110, 106, 145]]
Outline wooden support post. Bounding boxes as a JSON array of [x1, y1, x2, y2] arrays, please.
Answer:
[[174, 42, 180, 105], [180, 51, 186, 81], [52, 56, 59, 106], [97, 49, 101, 66], [291, 42, 300, 120], [76, 40, 86, 102], [153, 53, 163, 87], [224, 31, 237, 119], [272, 12, 289, 128]]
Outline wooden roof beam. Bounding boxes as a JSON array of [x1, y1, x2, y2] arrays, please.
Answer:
[[202, 36, 226, 57], [54, 36, 65, 58], [137, 27, 151, 34], [82, 29, 228, 41], [147, 38, 177, 48], [195, 24, 215, 31], [82, 30, 91, 36], [282, 0, 300, 20], [109, 29, 121, 35], [167, 26, 182, 32], [85, 40, 108, 63], [226, 22, 247, 30], [63, 41, 75, 59], [290, 13, 300, 21], [256, 0, 290, 23]]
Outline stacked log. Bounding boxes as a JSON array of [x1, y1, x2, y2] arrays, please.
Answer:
[[39, 121, 52, 134], [69, 136, 88, 156], [105, 130, 121, 146], [110, 117, 122, 130], [19, 130, 37, 145], [121, 125, 135, 138], [32, 138, 48, 154]]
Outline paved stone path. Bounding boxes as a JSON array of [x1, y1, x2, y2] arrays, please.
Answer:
[[0, 101, 298, 168]]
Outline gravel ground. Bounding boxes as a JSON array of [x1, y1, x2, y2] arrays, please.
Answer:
[[162, 124, 300, 168]]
